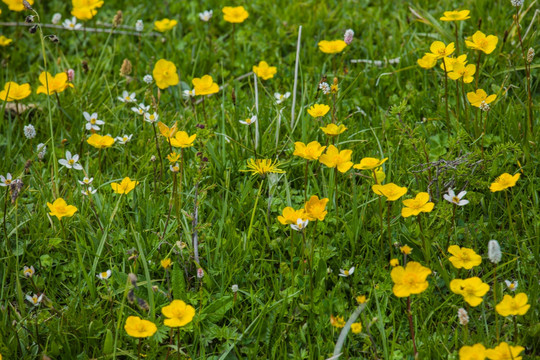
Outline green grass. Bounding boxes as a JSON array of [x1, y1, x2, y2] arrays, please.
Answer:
[[0, 0, 538, 359]]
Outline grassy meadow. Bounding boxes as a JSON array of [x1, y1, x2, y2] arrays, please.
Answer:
[[0, 0, 539, 359]]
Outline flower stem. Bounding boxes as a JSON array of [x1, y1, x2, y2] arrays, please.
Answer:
[[387, 202, 392, 258], [407, 297, 418, 358], [177, 329, 181, 360], [152, 122, 163, 180], [304, 159, 309, 202], [494, 263, 499, 342], [417, 214, 429, 265], [137, 338, 142, 360], [442, 59, 450, 134]]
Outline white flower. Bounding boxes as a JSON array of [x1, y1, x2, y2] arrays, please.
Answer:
[[505, 280, 518, 291], [344, 29, 354, 45], [143, 75, 153, 84], [37, 143, 47, 159], [97, 270, 112, 280], [23, 265, 35, 278], [480, 101, 490, 112], [511, 0, 524, 6], [319, 82, 331, 95], [488, 239, 502, 264], [118, 90, 136, 103], [169, 163, 180, 172], [115, 134, 133, 144], [457, 308, 469, 325], [274, 92, 291, 104], [78, 176, 93, 185], [231, 284, 239, 293], [26, 293, 44, 306], [81, 187, 97, 196], [339, 266, 355, 277], [52, 13, 62, 25], [83, 111, 105, 131], [58, 151, 83, 170], [63, 17, 82, 31], [239, 115, 257, 126], [182, 89, 196, 98], [131, 103, 149, 115], [290, 218, 309, 231], [135, 19, 143, 32], [0, 173, 12, 187], [199, 10, 213, 22], [24, 124, 36, 139], [443, 188, 469, 206], [144, 112, 159, 123]]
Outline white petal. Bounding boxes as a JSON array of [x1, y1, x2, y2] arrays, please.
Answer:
[[457, 200, 469, 206], [65, 150, 72, 159], [447, 188, 455, 198], [58, 159, 69, 166], [457, 191, 467, 199], [73, 164, 83, 170], [83, 112, 90, 120]]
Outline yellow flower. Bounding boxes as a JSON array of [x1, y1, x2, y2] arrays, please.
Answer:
[[36, 72, 73, 95], [389, 258, 399, 267], [2, 0, 34, 11], [448, 245, 482, 269], [353, 157, 388, 171], [222, 6, 249, 23], [304, 195, 329, 221], [489, 173, 520, 192], [0, 82, 31, 101], [277, 207, 306, 225], [467, 89, 497, 107], [154, 18, 178, 32], [330, 315, 346, 328], [162, 300, 196, 327], [485, 342, 524, 360], [47, 198, 78, 220], [465, 31, 498, 55], [253, 61, 277, 80], [87, 134, 115, 149], [318, 145, 353, 173], [372, 183, 407, 201], [124, 316, 157, 338], [450, 277, 490, 307], [153, 59, 179, 90], [447, 63, 476, 83], [158, 121, 178, 139], [401, 192, 434, 217], [111, 177, 139, 195], [417, 54, 437, 69], [167, 152, 181, 163], [307, 104, 330, 118], [293, 141, 326, 161], [161, 258, 172, 269], [391, 261, 431, 297], [320, 123, 347, 136], [192, 75, 219, 96], [459, 344, 486, 360], [440, 54, 468, 72], [356, 295, 367, 304], [170, 131, 196, 148], [440, 10, 470, 21], [495, 293, 530, 316], [242, 159, 285, 177], [318, 40, 347, 54], [428, 41, 455, 59], [350, 322, 362, 334], [400, 245, 412, 255], [0, 35, 13, 46]]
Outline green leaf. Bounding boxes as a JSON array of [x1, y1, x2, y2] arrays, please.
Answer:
[[171, 264, 185, 300]]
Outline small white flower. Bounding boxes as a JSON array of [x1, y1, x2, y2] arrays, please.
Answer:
[[339, 266, 355, 277], [457, 308, 469, 325], [78, 176, 93, 185], [24, 124, 36, 139], [182, 89, 196, 98], [52, 13, 62, 25], [144, 112, 159, 123], [319, 82, 331, 95], [231, 284, 239, 293], [131, 103, 149, 115], [63, 17, 82, 30], [23, 265, 35, 278], [58, 151, 83, 170], [274, 92, 291, 104], [143, 75, 153, 84], [118, 90, 136, 103], [443, 188, 469, 206], [169, 163, 180, 172], [84, 111, 105, 131], [37, 143, 47, 159], [488, 239, 502, 264], [239, 115, 257, 126], [0, 173, 12, 187], [135, 19, 143, 32], [480, 101, 490, 112], [199, 10, 213, 22], [511, 0, 524, 6], [505, 280, 518, 291], [115, 134, 133, 144], [97, 270, 112, 280], [291, 218, 309, 231], [26, 293, 44, 306], [81, 187, 97, 196]]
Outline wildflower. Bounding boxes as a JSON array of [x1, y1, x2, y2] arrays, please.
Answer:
[[67, 69, 75, 82], [400, 245, 412, 255], [495, 293, 530, 316], [135, 19, 143, 32], [401, 192, 434, 217], [356, 295, 367, 304], [465, 31, 498, 55], [293, 141, 326, 161], [87, 134, 115, 149], [3, 0, 34, 11], [0, 82, 31, 101], [450, 277, 490, 307], [62, 16, 82, 30], [37, 143, 46, 159], [183, 89, 196, 99], [304, 195, 329, 221], [154, 18, 178, 32], [169, 163, 180, 172], [277, 207, 306, 225], [111, 177, 139, 194], [291, 218, 309, 231], [330, 315, 346, 328], [344, 29, 354, 45], [97, 270, 112, 280], [192, 75, 219, 95], [78, 176, 93, 186], [489, 173, 520, 192], [47, 198, 78, 220], [274, 92, 291, 104], [26, 293, 43, 306], [81, 187, 97, 196], [480, 101, 490, 112], [511, 0, 524, 6], [440, 54, 468, 72], [391, 261, 431, 297], [157, 122, 178, 138], [459, 344, 486, 360], [467, 89, 497, 107], [83, 111, 104, 131], [319, 145, 353, 173], [457, 308, 469, 325], [231, 284, 239, 293], [253, 61, 277, 80], [242, 159, 285, 177], [505, 280, 518, 291], [23, 265, 35, 277], [372, 183, 407, 201], [59, 151, 83, 170], [440, 10, 470, 21], [320, 123, 347, 136], [318, 40, 347, 54], [199, 10, 213, 22], [117, 90, 136, 103], [428, 41, 455, 59], [339, 266, 355, 277], [350, 322, 362, 334], [144, 112, 159, 123], [448, 245, 482, 269], [23, 124, 36, 139], [162, 300, 196, 327], [124, 316, 157, 338], [417, 54, 438, 69], [153, 59, 179, 89], [354, 157, 388, 171], [0, 35, 13, 47], [115, 134, 132, 144], [319, 82, 331, 94], [52, 13, 62, 24], [239, 115, 257, 126], [447, 62, 476, 83], [197, 268, 204, 278], [170, 131, 196, 148], [307, 104, 330, 118], [143, 75, 153, 84], [131, 103, 149, 115], [222, 6, 249, 23], [527, 47, 535, 63], [485, 342, 524, 360], [71, 0, 103, 21], [443, 188, 469, 206], [167, 152, 180, 163], [488, 240, 502, 264], [390, 258, 399, 267], [161, 258, 171, 269]]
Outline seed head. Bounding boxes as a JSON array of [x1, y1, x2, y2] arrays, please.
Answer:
[[120, 58, 132, 77], [24, 124, 36, 139], [457, 308, 469, 325], [527, 48, 535, 64], [113, 11, 123, 27], [488, 240, 502, 264]]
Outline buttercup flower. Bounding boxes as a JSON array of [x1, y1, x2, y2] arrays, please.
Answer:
[[274, 92, 291, 104], [318, 40, 347, 54], [157, 122, 178, 139], [320, 123, 347, 136], [330, 315, 346, 328], [84, 111, 104, 131], [192, 75, 219, 95], [447, 63, 476, 83], [153, 59, 179, 90], [485, 342, 524, 360], [372, 183, 408, 201], [87, 134, 115, 149], [117, 90, 136, 103], [242, 159, 285, 177], [170, 131, 196, 148], [354, 157, 388, 171], [440, 54, 468, 72], [450, 277, 490, 307], [307, 104, 330, 118], [97, 270, 112, 280], [0, 35, 13, 47], [350, 322, 362, 334], [162, 300, 196, 327], [459, 344, 486, 360], [47, 198, 78, 220], [2, 0, 34, 11], [291, 218, 309, 231], [505, 280, 518, 291], [443, 188, 469, 206], [293, 141, 326, 161], [440, 10, 470, 21], [36, 72, 73, 95], [253, 61, 277, 80], [71, 0, 104, 21], [161, 258, 172, 269], [401, 192, 434, 217], [495, 293, 530, 316], [199, 10, 213, 22], [124, 316, 157, 338], [239, 115, 257, 126], [277, 207, 306, 225], [417, 54, 438, 69], [0, 82, 31, 101], [339, 266, 355, 277], [26, 293, 43, 306], [59, 151, 83, 170], [448, 245, 482, 269], [391, 261, 431, 297], [428, 41, 455, 59], [356, 295, 367, 304], [390, 258, 399, 267], [304, 195, 329, 221], [222, 6, 249, 23], [465, 31, 498, 54], [111, 177, 139, 194], [319, 145, 353, 173], [467, 89, 497, 107], [154, 18, 178, 32], [490, 173, 520, 192], [400, 245, 412, 255]]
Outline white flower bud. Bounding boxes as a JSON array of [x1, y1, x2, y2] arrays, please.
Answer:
[[488, 240, 502, 264]]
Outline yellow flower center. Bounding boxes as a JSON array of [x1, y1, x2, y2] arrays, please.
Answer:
[[101, 272, 108, 278], [69, 24, 75, 28], [5, 180, 11, 185], [509, 284, 515, 289], [343, 270, 349, 275], [452, 196, 460, 203], [68, 159, 75, 165], [90, 118, 96, 124], [479, 39, 489, 49]]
